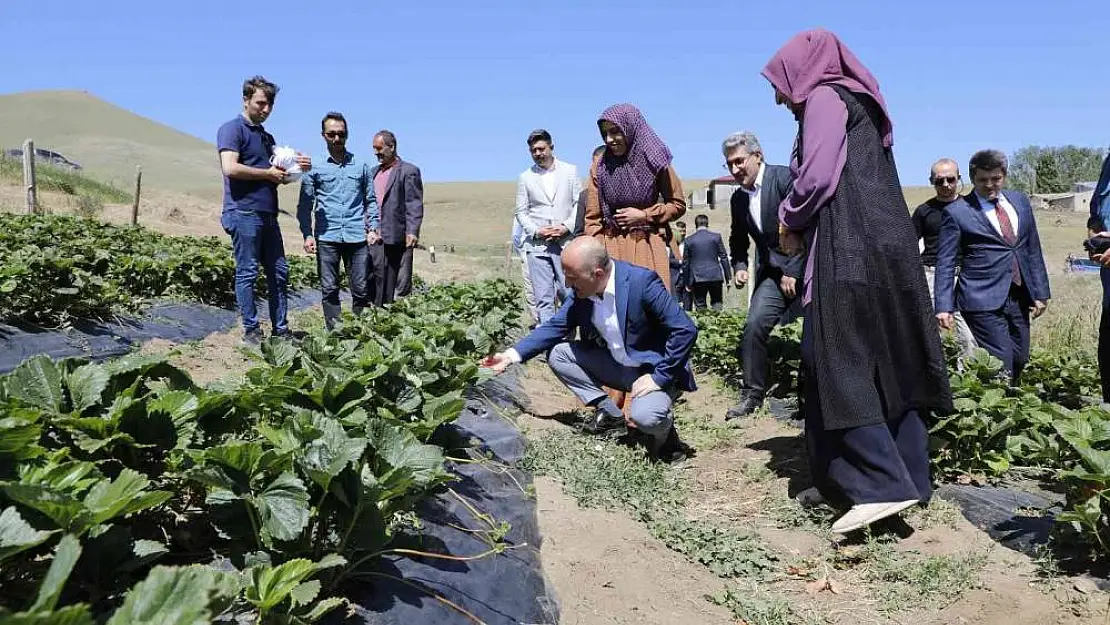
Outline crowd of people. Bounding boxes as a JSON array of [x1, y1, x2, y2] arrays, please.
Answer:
[[216, 76, 425, 340], [217, 28, 1110, 536]]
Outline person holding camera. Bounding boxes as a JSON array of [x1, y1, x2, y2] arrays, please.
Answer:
[[1086, 151, 1110, 404], [934, 150, 1051, 384]]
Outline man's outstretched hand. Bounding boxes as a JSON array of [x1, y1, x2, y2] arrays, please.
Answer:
[[479, 352, 514, 374]]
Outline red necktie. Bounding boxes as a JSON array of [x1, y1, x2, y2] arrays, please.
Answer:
[[991, 198, 1022, 286]]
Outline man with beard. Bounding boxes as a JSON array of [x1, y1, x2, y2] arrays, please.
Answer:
[[368, 130, 424, 304], [297, 112, 379, 329]]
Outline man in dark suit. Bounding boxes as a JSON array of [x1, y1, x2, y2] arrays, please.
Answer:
[[368, 129, 424, 305], [723, 132, 804, 419], [681, 214, 731, 310], [935, 149, 1051, 383], [481, 237, 697, 462]]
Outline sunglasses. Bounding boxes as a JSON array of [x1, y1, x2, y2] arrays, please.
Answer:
[[324, 131, 348, 139], [931, 176, 958, 185]]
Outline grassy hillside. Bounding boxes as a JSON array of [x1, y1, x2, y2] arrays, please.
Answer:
[[0, 90, 219, 199]]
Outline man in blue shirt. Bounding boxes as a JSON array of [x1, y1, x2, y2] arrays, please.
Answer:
[[217, 75, 311, 344], [297, 112, 380, 330]]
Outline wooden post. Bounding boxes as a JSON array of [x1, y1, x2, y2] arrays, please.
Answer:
[[131, 165, 142, 225], [22, 139, 36, 214]]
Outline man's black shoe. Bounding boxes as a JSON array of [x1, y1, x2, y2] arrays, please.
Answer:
[[242, 329, 265, 347], [653, 425, 693, 463], [582, 408, 626, 437], [725, 395, 763, 421]]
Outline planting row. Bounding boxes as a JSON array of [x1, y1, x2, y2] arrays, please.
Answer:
[[689, 308, 1110, 560], [0, 214, 316, 324], [0, 279, 521, 623]]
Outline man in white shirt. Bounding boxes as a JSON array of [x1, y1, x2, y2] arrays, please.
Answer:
[[515, 129, 582, 324], [481, 237, 697, 462], [723, 132, 803, 419]]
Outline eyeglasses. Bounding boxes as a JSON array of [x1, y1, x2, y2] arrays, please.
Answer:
[[722, 154, 754, 171], [324, 131, 348, 139], [931, 176, 958, 185]]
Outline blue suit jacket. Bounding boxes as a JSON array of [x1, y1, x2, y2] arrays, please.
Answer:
[[934, 190, 1051, 313], [514, 261, 698, 391]]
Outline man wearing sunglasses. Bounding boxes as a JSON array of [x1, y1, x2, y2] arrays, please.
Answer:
[[912, 158, 977, 357], [297, 112, 379, 330]]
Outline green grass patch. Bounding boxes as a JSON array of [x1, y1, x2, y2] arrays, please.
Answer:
[[0, 155, 130, 204], [707, 584, 829, 625]]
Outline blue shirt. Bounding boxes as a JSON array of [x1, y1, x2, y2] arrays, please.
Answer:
[[1091, 153, 1110, 231], [217, 115, 278, 214], [296, 152, 379, 243]]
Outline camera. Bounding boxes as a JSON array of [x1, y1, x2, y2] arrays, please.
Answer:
[[1083, 235, 1110, 255]]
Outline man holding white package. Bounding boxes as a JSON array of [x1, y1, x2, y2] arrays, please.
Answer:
[[217, 75, 311, 344]]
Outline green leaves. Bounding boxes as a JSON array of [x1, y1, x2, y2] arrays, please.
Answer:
[[0, 507, 57, 564], [7, 356, 64, 413], [252, 473, 310, 545], [105, 565, 239, 625], [243, 555, 347, 622]]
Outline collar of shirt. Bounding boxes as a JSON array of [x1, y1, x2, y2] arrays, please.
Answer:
[[975, 191, 1007, 209], [531, 158, 558, 175], [742, 163, 766, 197], [591, 261, 617, 304], [239, 113, 262, 129], [326, 151, 354, 166]]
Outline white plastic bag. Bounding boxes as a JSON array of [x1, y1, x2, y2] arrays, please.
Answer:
[[270, 146, 302, 183]]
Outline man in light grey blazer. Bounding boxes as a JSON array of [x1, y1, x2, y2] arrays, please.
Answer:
[[515, 129, 582, 324]]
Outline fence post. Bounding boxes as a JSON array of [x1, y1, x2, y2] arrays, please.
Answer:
[[22, 138, 36, 214], [131, 165, 142, 225]]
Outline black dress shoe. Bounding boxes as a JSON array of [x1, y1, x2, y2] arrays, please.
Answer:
[[725, 395, 763, 421], [581, 408, 626, 437], [653, 426, 693, 463]]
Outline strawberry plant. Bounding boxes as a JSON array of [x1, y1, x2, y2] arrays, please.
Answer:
[[0, 277, 523, 621]]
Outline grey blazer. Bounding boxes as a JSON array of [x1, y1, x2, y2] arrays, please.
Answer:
[[370, 159, 424, 245]]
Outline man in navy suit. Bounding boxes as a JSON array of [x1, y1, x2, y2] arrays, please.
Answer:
[[935, 149, 1051, 383], [723, 131, 804, 419], [481, 236, 697, 461], [681, 214, 732, 310]]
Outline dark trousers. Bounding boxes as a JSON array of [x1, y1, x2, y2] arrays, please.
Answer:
[[317, 240, 369, 330], [1100, 268, 1110, 402], [371, 243, 414, 305], [690, 281, 724, 310], [220, 209, 288, 334], [962, 284, 1031, 383], [740, 276, 799, 399], [801, 305, 931, 506]]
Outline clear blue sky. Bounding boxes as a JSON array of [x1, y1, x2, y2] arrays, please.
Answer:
[[3, 0, 1107, 183]]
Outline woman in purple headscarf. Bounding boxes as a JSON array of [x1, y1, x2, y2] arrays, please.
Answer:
[[763, 29, 952, 534], [584, 103, 686, 289]]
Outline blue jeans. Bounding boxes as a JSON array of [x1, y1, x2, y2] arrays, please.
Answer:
[[318, 241, 370, 330], [525, 242, 567, 325], [221, 209, 289, 334]]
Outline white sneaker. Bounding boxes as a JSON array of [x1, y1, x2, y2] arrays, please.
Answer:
[[830, 499, 919, 534], [795, 487, 827, 507]]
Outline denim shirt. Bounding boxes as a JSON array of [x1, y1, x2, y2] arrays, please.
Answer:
[[296, 152, 379, 243], [1091, 153, 1110, 231]]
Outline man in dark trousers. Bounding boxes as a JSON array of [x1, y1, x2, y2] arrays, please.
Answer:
[[680, 214, 731, 310], [723, 131, 803, 419], [935, 149, 1051, 383], [368, 130, 424, 304], [1087, 150, 1110, 405]]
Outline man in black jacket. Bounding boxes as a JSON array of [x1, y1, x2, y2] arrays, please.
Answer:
[[723, 132, 804, 419], [681, 214, 731, 310]]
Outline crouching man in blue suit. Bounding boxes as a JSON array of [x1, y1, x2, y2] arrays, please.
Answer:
[[934, 149, 1051, 383], [481, 236, 697, 462]]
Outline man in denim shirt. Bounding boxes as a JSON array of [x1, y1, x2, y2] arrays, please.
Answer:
[[1087, 151, 1110, 404], [297, 112, 379, 330], [217, 75, 311, 344]]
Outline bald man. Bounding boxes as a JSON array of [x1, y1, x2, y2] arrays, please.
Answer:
[[481, 237, 697, 462], [912, 158, 977, 357]]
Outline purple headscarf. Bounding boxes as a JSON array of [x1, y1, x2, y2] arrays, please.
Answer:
[[761, 28, 894, 147], [596, 103, 673, 229]]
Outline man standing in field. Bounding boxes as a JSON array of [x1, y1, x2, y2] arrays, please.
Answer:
[[912, 158, 977, 357], [935, 149, 1051, 383], [515, 129, 582, 324], [217, 75, 311, 344], [680, 214, 731, 310], [297, 112, 379, 330], [368, 130, 424, 304]]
